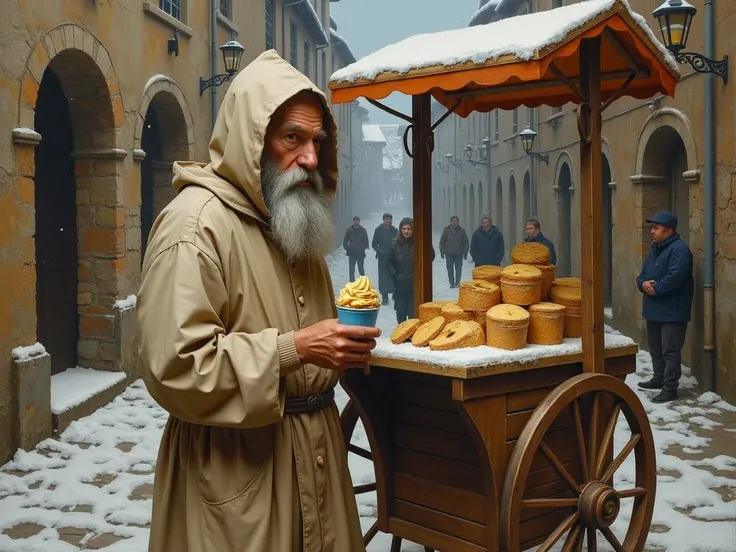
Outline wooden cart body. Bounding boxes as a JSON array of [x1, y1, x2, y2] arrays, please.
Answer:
[[329, 1, 679, 550]]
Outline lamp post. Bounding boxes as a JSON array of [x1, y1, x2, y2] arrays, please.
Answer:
[[200, 37, 246, 95], [520, 124, 549, 164], [463, 140, 490, 167], [652, 0, 728, 83]]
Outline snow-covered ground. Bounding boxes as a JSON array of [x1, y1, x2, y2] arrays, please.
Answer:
[[1, 213, 734, 551]]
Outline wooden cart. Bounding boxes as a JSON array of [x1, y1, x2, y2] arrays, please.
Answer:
[[328, 1, 680, 550]]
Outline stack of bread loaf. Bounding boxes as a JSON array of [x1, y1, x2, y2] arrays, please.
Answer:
[[389, 243, 583, 351]]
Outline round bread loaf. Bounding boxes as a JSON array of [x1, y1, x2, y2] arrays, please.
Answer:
[[552, 277, 581, 288], [563, 307, 583, 338], [429, 320, 485, 351], [486, 304, 531, 325], [550, 286, 582, 307], [528, 302, 566, 345], [538, 264, 557, 301], [471, 265, 503, 284], [390, 318, 422, 344], [486, 304, 530, 350], [500, 264, 543, 306], [440, 302, 474, 322], [458, 280, 501, 311], [473, 310, 488, 326], [511, 242, 550, 265], [411, 316, 447, 347], [418, 300, 452, 322]]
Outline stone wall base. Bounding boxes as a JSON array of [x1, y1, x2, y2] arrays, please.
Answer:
[[12, 352, 52, 451]]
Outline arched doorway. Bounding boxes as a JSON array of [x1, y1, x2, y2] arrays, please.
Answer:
[[602, 156, 613, 306], [34, 66, 77, 375], [468, 182, 475, 227], [509, 174, 517, 246], [495, 178, 504, 235], [462, 185, 468, 225], [557, 163, 573, 276], [522, 171, 531, 222], [478, 181, 484, 224], [139, 90, 191, 261]]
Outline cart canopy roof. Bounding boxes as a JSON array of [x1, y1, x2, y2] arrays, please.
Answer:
[[328, 0, 679, 117]]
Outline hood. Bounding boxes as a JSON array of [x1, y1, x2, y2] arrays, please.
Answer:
[[172, 49, 338, 221]]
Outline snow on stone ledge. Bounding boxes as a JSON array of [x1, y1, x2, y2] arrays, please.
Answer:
[[373, 331, 636, 369], [11, 342, 47, 362], [50, 367, 126, 415], [114, 294, 137, 310], [330, 0, 678, 83]]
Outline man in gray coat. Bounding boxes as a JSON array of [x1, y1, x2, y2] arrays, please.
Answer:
[[439, 215, 469, 288]]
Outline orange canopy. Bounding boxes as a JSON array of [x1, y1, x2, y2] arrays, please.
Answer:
[[328, 0, 678, 116]]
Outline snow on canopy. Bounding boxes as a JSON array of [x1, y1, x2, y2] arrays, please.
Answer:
[[330, 0, 678, 84]]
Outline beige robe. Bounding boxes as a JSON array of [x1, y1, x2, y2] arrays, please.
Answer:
[[136, 49, 364, 552]]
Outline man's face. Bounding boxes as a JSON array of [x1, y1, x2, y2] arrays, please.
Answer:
[[650, 224, 672, 244], [264, 92, 327, 181], [526, 223, 539, 239], [353, 218, 360, 227], [383, 217, 392, 227], [481, 218, 492, 231], [450, 218, 459, 228]]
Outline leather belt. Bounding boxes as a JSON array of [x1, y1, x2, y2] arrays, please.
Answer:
[[283, 389, 335, 416]]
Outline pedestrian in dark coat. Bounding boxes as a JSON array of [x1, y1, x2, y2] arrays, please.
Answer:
[[523, 219, 557, 265], [386, 218, 436, 324], [372, 213, 399, 303], [343, 216, 369, 281], [439, 215, 470, 288], [470, 216, 505, 266], [635, 211, 694, 403]]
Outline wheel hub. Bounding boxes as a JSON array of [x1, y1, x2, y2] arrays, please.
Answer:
[[578, 481, 620, 529]]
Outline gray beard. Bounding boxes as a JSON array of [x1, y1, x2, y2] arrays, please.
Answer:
[[261, 156, 334, 265]]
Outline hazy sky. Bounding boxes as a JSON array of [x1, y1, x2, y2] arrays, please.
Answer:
[[330, 0, 480, 125]]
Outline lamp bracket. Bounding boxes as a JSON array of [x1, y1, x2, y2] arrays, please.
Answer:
[[200, 73, 233, 95], [677, 52, 729, 84], [528, 152, 550, 164]]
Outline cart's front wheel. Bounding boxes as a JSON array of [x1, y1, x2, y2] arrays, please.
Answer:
[[500, 373, 656, 552], [340, 399, 380, 546]]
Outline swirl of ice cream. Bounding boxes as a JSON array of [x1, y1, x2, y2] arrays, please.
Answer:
[[336, 276, 381, 309]]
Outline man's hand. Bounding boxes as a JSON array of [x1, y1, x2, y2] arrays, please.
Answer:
[[294, 319, 381, 371], [642, 280, 656, 296]]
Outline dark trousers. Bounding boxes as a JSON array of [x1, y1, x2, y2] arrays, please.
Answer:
[[348, 256, 365, 281], [445, 255, 463, 286], [646, 321, 688, 391], [394, 289, 414, 324]]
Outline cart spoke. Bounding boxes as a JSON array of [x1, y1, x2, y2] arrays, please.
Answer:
[[522, 498, 579, 509], [561, 522, 582, 552], [348, 443, 372, 461], [540, 440, 581, 495], [354, 482, 376, 494], [600, 526, 625, 552], [586, 527, 597, 552], [617, 487, 647, 498], [594, 401, 621, 480], [587, 392, 600, 481], [536, 512, 578, 552], [600, 433, 641, 485], [572, 399, 589, 484]]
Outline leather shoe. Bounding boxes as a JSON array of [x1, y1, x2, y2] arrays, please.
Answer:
[[637, 378, 664, 390], [651, 389, 678, 403]]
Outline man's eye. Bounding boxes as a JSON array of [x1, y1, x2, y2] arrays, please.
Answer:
[[285, 134, 298, 142]]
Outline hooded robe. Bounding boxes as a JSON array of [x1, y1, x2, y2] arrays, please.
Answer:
[[136, 49, 365, 552]]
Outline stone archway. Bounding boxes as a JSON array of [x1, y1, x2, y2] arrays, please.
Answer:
[[478, 181, 484, 225], [508, 172, 517, 246], [468, 182, 475, 227], [556, 161, 574, 277], [495, 177, 504, 238], [15, 24, 126, 376], [462, 185, 468, 226], [134, 76, 194, 263], [522, 170, 531, 222]]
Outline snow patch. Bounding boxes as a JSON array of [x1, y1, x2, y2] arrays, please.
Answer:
[[331, 0, 678, 84], [143, 73, 175, 92], [380, 125, 404, 171], [12, 127, 42, 140], [11, 342, 47, 362], [362, 124, 386, 143], [50, 368, 126, 415], [113, 295, 137, 310]]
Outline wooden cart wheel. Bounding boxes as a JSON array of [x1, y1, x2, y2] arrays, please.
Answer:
[[500, 373, 656, 552], [341, 399, 381, 546]]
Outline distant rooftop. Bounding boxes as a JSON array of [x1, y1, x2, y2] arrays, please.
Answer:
[[362, 124, 386, 144]]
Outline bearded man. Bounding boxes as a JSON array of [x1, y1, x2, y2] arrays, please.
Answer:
[[136, 50, 377, 552]]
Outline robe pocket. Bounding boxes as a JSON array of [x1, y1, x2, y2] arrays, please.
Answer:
[[197, 425, 273, 505]]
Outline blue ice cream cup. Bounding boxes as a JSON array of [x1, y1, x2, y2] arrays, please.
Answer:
[[336, 305, 380, 327]]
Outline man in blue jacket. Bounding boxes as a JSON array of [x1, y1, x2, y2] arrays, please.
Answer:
[[636, 211, 693, 403], [470, 216, 505, 267]]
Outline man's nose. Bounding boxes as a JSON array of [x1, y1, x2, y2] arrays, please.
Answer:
[[297, 143, 319, 170]]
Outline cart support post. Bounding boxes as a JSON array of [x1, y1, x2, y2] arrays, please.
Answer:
[[579, 37, 606, 374], [412, 93, 434, 306]]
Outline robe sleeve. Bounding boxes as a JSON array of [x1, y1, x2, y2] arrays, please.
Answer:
[[137, 241, 302, 429]]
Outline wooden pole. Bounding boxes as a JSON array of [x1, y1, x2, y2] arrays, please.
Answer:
[[412, 93, 433, 307], [579, 37, 605, 374]]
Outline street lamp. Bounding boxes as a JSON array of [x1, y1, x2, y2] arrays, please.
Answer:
[[200, 37, 246, 95], [464, 142, 488, 167], [652, 0, 728, 83], [520, 124, 549, 164], [480, 136, 490, 161]]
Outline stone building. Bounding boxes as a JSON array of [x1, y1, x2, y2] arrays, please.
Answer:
[[0, 0, 358, 463], [361, 124, 388, 215], [434, 0, 736, 401]]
